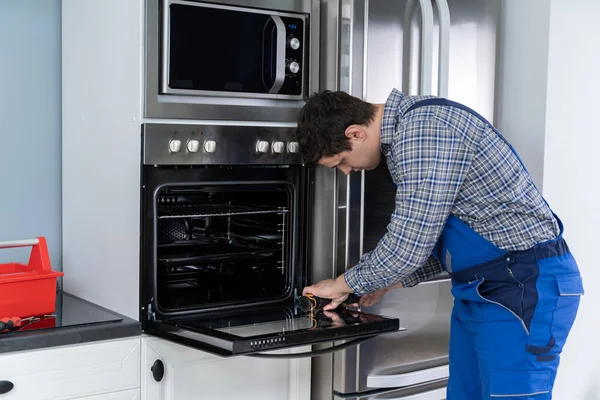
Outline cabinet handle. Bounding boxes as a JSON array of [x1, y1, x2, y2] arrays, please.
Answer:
[[0, 381, 14, 394], [151, 359, 165, 382]]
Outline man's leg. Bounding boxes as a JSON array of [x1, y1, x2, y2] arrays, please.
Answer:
[[446, 300, 482, 400]]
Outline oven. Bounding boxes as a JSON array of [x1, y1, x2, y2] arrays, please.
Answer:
[[140, 123, 400, 357], [144, 0, 320, 123]]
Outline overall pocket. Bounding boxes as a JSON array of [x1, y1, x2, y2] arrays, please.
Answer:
[[551, 274, 583, 345], [490, 369, 552, 398]]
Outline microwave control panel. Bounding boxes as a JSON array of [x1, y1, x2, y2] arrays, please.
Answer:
[[280, 16, 305, 96]]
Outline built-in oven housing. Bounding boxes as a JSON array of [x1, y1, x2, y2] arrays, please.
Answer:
[[144, 0, 320, 122], [140, 123, 400, 357]]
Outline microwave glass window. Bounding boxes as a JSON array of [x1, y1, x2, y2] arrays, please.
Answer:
[[169, 4, 276, 93]]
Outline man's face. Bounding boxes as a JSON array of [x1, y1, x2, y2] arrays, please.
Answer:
[[318, 141, 381, 175]]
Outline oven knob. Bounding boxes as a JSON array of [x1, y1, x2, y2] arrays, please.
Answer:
[[256, 140, 270, 153], [287, 141, 300, 153], [168, 139, 182, 153], [204, 140, 217, 153], [187, 139, 200, 153], [288, 37, 300, 50], [272, 141, 285, 154], [287, 61, 300, 74]]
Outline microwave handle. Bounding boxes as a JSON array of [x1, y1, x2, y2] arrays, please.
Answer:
[[246, 335, 376, 359], [267, 15, 286, 94]]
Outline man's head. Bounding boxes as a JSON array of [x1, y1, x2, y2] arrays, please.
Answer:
[[296, 90, 383, 174]]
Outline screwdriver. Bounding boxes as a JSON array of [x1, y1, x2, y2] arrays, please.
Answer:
[[0, 317, 35, 333], [297, 293, 361, 312]]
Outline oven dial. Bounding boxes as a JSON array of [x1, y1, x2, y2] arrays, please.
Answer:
[[187, 139, 200, 153], [288, 37, 300, 50], [168, 139, 182, 153], [272, 141, 285, 154], [287, 61, 300, 74], [256, 140, 270, 153], [287, 141, 300, 153], [204, 140, 217, 153]]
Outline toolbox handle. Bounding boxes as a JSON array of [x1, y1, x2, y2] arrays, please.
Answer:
[[0, 238, 40, 249], [0, 237, 51, 272]]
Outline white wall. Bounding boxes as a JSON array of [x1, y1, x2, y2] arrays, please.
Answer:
[[543, 1, 600, 399], [0, 1, 62, 269], [499, 1, 600, 398]]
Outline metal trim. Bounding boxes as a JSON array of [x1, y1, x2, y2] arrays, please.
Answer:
[[268, 15, 287, 94]]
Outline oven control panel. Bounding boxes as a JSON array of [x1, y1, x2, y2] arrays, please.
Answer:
[[143, 123, 303, 165]]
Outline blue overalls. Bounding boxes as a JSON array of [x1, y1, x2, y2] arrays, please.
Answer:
[[405, 99, 584, 399]]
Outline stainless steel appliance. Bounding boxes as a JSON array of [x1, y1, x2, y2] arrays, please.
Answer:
[[144, 0, 320, 122], [310, 0, 501, 398], [139, 123, 401, 356]]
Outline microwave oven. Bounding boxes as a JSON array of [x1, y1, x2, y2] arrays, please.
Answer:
[[144, 0, 319, 122]]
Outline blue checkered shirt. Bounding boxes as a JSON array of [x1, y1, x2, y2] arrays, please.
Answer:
[[344, 89, 560, 295]]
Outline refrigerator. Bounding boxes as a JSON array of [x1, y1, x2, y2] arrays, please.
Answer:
[[310, 0, 501, 398]]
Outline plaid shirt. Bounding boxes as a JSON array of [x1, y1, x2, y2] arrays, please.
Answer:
[[344, 89, 559, 295]]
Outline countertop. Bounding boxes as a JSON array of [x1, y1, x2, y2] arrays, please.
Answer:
[[0, 291, 141, 354]]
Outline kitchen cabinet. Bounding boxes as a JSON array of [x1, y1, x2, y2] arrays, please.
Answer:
[[141, 336, 310, 400], [0, 338, 140, 400]]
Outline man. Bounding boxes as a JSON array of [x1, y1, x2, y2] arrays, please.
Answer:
[[296, 89, 584, 400]]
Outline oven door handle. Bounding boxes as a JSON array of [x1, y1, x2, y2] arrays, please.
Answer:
[[264, 15, 286, 94], [246, 335, 376, 359]]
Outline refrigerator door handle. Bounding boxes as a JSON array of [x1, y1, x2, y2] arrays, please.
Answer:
[[433, 0, 451, 97], [366, 364, 449, 388], [402, 0, 434, 95]]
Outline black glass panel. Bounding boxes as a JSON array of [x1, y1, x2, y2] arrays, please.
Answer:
[[157, 305, 400, 355], [168, 4, 272, 93]]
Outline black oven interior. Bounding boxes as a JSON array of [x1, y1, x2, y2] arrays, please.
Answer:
[[141, 164, 311, 321], [156, 183, 293, 310]]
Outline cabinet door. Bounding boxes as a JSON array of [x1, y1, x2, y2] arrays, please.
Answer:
[[0, 338, 140, 400], [141, 336, 310, 400]]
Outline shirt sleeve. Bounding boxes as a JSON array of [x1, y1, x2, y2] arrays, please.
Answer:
[[399, 255, 444, 288], [344, 116, 472, 295]]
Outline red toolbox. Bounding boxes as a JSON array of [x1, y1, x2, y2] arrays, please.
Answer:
[[0, 237, 64, 318]]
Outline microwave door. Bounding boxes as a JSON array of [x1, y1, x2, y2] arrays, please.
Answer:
[[162, 0, 303, 98], [147, 306, 402, 357]]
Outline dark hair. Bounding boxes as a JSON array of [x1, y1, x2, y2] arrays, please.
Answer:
[[296, 90, 378, 164]]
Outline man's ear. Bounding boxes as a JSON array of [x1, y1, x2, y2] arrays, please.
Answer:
[[344, 125, 367, 141]]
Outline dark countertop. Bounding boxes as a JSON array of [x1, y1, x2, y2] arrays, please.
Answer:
[[0, 291, 141, 354]]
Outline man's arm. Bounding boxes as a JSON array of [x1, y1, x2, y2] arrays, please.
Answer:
[[400, 254, 445, 288], [343, 117, 472, 295]]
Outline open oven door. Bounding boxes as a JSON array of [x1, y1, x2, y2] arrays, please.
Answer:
[[145, 304, 402, 358]]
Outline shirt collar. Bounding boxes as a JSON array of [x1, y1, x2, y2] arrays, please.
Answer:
[[380, 88, 405, 154]]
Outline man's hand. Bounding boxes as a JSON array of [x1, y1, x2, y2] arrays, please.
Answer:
[[358, 288, 389, 307], [302, 274, 353, 311], [347, 282, 404, 308]]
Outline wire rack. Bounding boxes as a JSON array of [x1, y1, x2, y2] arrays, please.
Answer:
[[157, 203, 289, 220]]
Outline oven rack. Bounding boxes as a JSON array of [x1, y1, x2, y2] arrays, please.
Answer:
[[157, 204, 289, 220], [158, 247, 280, 266]]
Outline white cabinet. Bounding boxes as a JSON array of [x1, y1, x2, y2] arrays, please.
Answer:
[[141, 336, 310, 400], [0, 338, 140, 400]]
